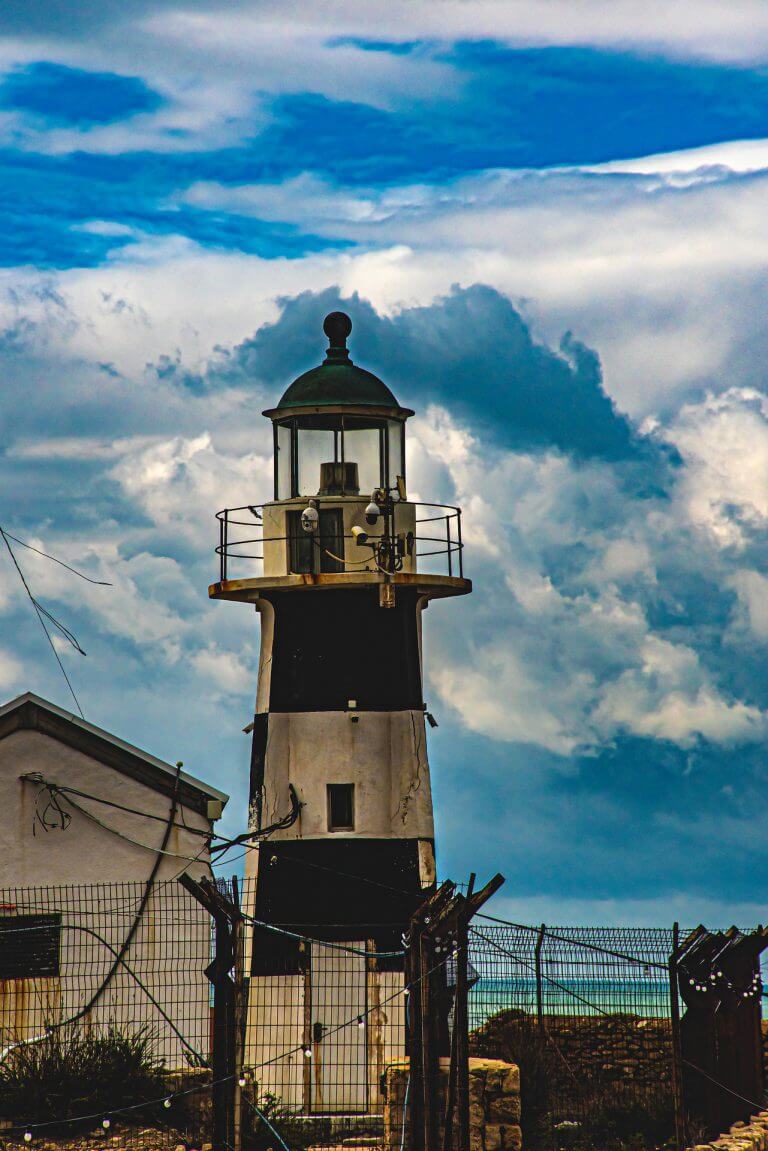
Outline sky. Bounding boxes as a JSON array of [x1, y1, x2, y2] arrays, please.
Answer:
[[1, 1, 768, 926]]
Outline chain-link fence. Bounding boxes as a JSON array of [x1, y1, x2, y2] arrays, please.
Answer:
[[1, 880, 765, 1151], [468, 920, 678, 1149]]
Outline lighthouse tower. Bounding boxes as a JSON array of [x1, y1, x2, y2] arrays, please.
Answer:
[[209, 312, 470, 1117]]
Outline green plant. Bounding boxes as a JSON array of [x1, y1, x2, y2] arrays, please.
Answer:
[[0, 1023, 167, 1132]]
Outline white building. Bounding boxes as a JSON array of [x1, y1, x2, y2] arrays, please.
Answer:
[[0, 691, 229, 1067]]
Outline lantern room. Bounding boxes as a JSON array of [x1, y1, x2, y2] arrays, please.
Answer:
[[210, 311, 469, 600], [265, 311, 411, 501]]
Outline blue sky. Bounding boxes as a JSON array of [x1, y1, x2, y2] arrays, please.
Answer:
[[2, 0, 768, 924]]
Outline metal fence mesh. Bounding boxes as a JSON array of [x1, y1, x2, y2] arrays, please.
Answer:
[[1, 879, 759, 1151], [468, 920, 677, 1142]]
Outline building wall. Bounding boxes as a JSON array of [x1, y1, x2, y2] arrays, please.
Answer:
[[0, 879, 213, 1069], [0, 730, 217, 1069], [0, 729, 213, 888], [260, 710, 434, 841]]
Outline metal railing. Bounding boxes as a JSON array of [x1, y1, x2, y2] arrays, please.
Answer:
[[214, 501, 464, 583]]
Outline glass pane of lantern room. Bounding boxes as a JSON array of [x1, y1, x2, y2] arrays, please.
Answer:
[[343, 421, 382, 496], [387, 420, 404, 490], [276, 423, 292, 498], [297, 428, 335, 496]]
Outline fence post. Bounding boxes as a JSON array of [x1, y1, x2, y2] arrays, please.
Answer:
[[669, 922, 686, 1151], [231, 876, 244, 1151], [420, 925, 442, 1151], [535, 923, 546, 1033], [179, 875, 242, 1151], [407, 915, 425, 1151], [455, 915, 471, 1151]]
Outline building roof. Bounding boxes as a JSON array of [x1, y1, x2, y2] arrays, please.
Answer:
[[0, 692, 228, 819], [276, 360, 401, 412], [271, 311, 405, 414]]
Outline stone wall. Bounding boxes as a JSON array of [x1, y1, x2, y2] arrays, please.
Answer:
[[0, 1130, 198, 1151], [383, 1056, 522, 1151], [687, 1111, 768, 1151], [470, 1010, 673, 1102]]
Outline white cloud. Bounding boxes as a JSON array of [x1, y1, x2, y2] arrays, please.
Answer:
[[0, 648, 23, 693], [190, 643, 254, 695], [729, 570, 768, 641], [594, 639, 766, 746], [669, 387, 768, 547], [417, 393, 768, 754], [109, 432, 273, 548], [587, 137, 768, 178], [18, 160, 762, 422]]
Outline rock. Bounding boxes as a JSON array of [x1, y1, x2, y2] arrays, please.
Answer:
[[468, 1102, 485, 1128], [500, 1067, 519, 1096], [483, 1123, 522, 1151], [487, 1095, 521, 1125]]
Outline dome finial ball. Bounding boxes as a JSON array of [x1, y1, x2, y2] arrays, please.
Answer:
[[323, 311, 352, 349]]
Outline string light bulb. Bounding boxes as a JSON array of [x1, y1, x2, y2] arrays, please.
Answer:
[[163, 1098, 172, 1109], [102, 1118, 111, 1129], [357, 1016, 364, 1029], [23, 1132, 32, 1143], [303, 1045, 312, 1059], [238, 1076, 247, 1088]]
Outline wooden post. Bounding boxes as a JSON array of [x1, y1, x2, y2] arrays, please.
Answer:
[[455, 919, 470, 1151], [231, 877, 244, 1151], [408, 874, 504, 1151], [407, 917, 425, 1151], [421, 928, 439, 1151], [179, 875, 243, 1151]]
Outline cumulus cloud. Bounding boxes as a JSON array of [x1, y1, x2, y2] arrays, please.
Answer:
[[3, 280, 768, 918]]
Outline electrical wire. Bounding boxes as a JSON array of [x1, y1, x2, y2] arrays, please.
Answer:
[[242, 910, 404, 959], [51, 789, 204, 862], [0, 528, 85, 718], [680, 1057, 768, 1112], [20, 774, 212, 838], [399, 1074, 410, 1151], [19, 774, 300, 858], [209, 785, 301, 855], [64, 768, 182, 1028], [0, 529, 112, 585]]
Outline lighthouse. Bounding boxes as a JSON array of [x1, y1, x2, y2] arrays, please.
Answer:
[[209, 312, 470, 1118]]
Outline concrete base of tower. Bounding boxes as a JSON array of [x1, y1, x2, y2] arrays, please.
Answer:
[[242, 836, 432, 1118]]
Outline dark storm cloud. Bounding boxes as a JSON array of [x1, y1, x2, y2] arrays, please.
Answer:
[[217, 284, 660, 462]]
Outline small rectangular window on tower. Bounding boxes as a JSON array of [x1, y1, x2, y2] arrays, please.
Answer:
[[327, 783, 355, 831]]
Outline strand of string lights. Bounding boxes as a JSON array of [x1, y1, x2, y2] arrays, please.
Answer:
[[7, 950, 451, 1142]]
